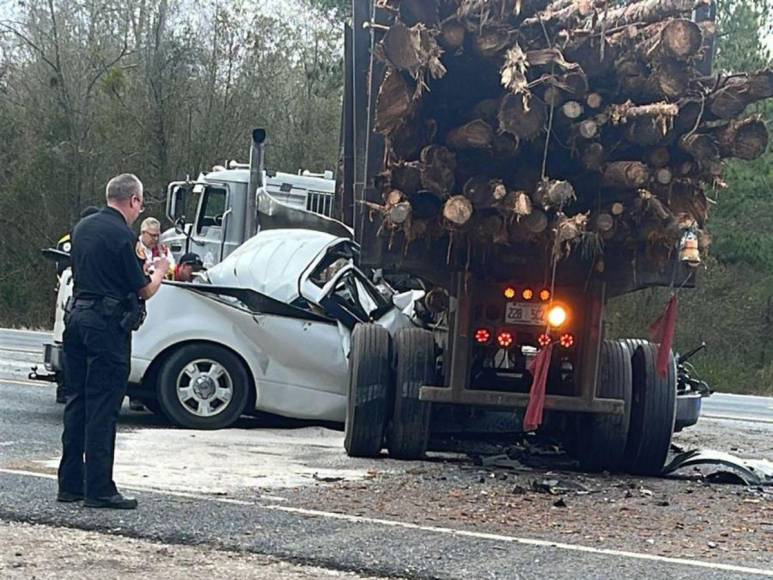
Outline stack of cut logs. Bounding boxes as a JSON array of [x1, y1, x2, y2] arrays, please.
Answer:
[[365, 0, 772, 270]]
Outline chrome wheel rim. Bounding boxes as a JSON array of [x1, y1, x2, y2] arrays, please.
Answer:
[[175, 358, 233, 418]]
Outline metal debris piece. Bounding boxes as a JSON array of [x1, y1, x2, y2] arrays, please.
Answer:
[[662, 449, 773, 486]]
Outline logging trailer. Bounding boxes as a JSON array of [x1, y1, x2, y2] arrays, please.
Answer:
[[336, 0, 718, 474]]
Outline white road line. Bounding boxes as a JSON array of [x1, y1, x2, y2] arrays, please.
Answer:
[[701, 414, 773, 425], [0, 328, 51, 336], [1, 468, 771, 577], [0, 378, 53, 388]]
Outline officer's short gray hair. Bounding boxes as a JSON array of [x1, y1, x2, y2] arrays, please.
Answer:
[[106, 173, 143, 203], [141, 217, 161, 233]]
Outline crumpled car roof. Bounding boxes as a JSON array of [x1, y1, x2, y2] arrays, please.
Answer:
[[206, 229, 343, 304]]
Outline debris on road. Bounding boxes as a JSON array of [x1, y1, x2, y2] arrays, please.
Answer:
[[662, 449, 773, 486]]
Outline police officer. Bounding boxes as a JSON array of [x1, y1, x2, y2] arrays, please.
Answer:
[[54, 205, 101, 403], [57, 174, 167, 510]]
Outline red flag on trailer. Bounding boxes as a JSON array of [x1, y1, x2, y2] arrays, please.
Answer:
[[523, 343, 554, 431], [649, 294, 679, 377]]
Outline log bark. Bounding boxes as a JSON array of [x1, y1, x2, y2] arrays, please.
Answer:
[[492, 133, 520, 158], [386, 201, 412, 225], [709, 69, 773, 119], [463, 176, 506, 208], [593, 0, 698, 32], [648, 147, 670, 168], [714, 116, 769, 161], [420, 145, 457, 195], [440, 17, 466, 49], [443, 195, 474, 227], [636, 18, 703, 61], [391, 162, 422, 195], [390, 117, 437, 160], [581, 142, 605, 172], [375, 71, 416, 135], [535, 179, 576, 209], [521, 208, 548, 234], [678, 133, 719, 168], [446, 119, 494, 150], [603, 161, 650, 189], [498, 93, 546, 140], [594, 212, 615, 232], [609, 100, 679, 124]]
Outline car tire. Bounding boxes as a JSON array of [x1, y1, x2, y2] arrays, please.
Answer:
[[387, 328, 434, 460], [157, 343, 250, 430], [576, 340, 632, 472], [624, 340, 677, 475], [344, 323, 392, 458]]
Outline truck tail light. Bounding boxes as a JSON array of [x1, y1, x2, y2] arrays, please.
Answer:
[[559, 333, 575, 348], [546, 304, 568, 328], [538, 333, 552, 348], [522, 288, 534, 300], [496, 331, 514, 348], [474, 328, 491, 344], [503, 286, 516, 299], [539, 289, 551, 301]]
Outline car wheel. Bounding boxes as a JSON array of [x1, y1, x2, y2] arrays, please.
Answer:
[[387, 328, 434, 460], [344, 323, 391, 458], [576, 340, 632, 472], [624, 340, 677, 475], [157, 343, 250, 430]]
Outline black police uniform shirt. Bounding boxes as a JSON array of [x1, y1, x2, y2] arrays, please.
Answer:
[[70, 207, 149, 301]]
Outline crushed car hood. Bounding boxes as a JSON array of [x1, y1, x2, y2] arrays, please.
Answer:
[[205, 229, 352, 304]]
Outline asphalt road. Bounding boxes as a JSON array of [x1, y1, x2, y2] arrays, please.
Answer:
[[3, 328, 771, 424], [0, 328, 771, 579]]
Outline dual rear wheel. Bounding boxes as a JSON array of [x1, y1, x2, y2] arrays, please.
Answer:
[[344, 324, 434, 460], [578, 339, 676, 475]]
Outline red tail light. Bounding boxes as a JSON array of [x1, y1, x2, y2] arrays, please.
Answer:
[[559, 333, 575, 348], [538, 333, 552, 348], [496, 331, 514, 348], [474, 328, 491, 344]]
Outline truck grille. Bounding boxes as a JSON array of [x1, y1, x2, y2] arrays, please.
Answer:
[[306, 191, 335, 217]]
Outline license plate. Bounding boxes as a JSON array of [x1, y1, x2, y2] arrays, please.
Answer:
[[505, 302, 545, 326]]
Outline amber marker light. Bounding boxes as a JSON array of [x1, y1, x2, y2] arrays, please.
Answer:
[[546, 304, 568, 328], [522, 288, 534, 300], [474, 328, 492, 344], [496, 331, 514, 348], [539, 289, 551, 301], [503, 286, 517, 299]]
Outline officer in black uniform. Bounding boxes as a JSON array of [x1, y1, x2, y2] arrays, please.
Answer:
[[57, 173, 168, 510]]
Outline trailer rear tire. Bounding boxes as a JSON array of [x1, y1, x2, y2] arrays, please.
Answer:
[[576, 340, 632, 472], [624, 341, 677, 475], [387, 328, 435, 460], [344, 324, 392, 458]]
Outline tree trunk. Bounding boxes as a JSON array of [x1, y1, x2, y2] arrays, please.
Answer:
[[498, 93, 546, 140], [714, 116, 769, 161], [593, 0, 697, 32], [534, 179, 576, 209], [636, 18, 703, 61], [603, 161, 650, 189], [446, 119, 494, 150], [375, 70, 416, 135], [420, 145, 457, 195], [443, 195, 474, 227]]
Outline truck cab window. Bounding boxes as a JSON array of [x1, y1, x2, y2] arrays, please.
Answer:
[[196, 188, 227, 234]]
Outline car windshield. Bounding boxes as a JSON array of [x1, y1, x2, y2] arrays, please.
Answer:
[[327, 269, 389, 322]]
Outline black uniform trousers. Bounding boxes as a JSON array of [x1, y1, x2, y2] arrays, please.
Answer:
[[58, 301, 131, 499]]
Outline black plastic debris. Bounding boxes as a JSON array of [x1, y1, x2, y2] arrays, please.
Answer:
[[661, 449, 773, 486]]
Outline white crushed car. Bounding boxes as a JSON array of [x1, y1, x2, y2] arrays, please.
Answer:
[[40, 228, 420, 429]]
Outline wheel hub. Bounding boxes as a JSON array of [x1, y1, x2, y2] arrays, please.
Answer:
[[193, 376, 216, 399]]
